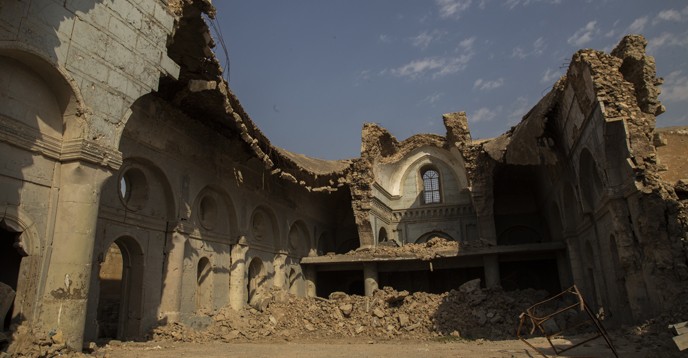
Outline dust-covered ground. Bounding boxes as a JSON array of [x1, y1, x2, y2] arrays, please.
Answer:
[[85, 334, 673, 358]]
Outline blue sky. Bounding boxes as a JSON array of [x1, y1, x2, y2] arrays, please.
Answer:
[[212, 1, 688, 160]]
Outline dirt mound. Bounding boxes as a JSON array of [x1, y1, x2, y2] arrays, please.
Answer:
[[151, 280, 548, 343]]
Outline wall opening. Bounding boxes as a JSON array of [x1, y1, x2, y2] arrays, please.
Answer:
[[97, 243, 123, 339], [493, 165, 548, 245], [0, 224, 22, 331], [499, 259, 561, 294], [378, 227, 388, 244], [421, 167, 442, 204], [379, 267, 484, 294], [316, 270, 364, 297], [96, 238, 144, 340], [196, 257, 212, 312], [247, 258, 266, 304]]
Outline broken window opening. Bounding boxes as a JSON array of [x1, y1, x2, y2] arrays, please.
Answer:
[[421, 168, 441, 204]]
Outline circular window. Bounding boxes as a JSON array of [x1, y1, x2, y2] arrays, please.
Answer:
[[199, 195, 217, 230], [119, 168, 148, 211]]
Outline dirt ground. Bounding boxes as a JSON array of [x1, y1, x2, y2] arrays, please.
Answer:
[[92, 334, 677, 358]]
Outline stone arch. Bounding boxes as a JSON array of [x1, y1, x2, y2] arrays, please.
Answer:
[[0, 45, 86, 141], [416, 231, 455, 244], [0, 207, 42, 256], [191, 185, 238, 240], [249, 206, 280, 250], [287, 220, 311, 257], [112, 157, 176, 220], [196, 257, 213, 312], [96, 236, 145, 340], [0, 208, 42, 330], [578, 148, 604, 213], [377, 227, 389, 244], [397, 155, 461, 202], [382, 146, 469, 197], [246, 257, 267, 304]]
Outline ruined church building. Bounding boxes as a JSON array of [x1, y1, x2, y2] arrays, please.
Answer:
[[1, 0, 686, 351]]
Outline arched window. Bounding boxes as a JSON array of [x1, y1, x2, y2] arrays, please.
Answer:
[[422, 168, 441, 204]]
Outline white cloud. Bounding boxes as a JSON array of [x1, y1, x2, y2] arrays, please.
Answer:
[[654, 9, 682, 24], [436, 0, 472, 18], [627, 16, 648, 33], [473, 77, 504, 91], [470, 107, 500, 123], [459, 36, 476, 51], [512, 37, 546, 59], [504, 0, 562, 10], [511, 47, 527, 59], [354, 70, 372, 87], [661, 70, 688, 102], [378, 34, 390, 43], [420, 92, 444, 105], [387, 54, 473, 79], [568, 20, 597, 47], [647, 31, 688, 53], [410, 30, 446, 49], [541, 68, 562, 84], [507, 97, 530, 123]]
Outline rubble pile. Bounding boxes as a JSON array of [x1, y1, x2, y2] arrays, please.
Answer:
[[1, 324, 87, 358], [151, 280, 548, 343], [340, 237, 490, 261], [345, 237, 459, 260]]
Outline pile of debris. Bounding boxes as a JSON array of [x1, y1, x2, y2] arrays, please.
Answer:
[[1, 324, 87, 358], [340, 237, 491, 261], [151, 279, 549, 343]]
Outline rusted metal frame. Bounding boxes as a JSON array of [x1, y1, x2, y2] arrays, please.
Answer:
[[517, 285, 619, 358], [583, 302, 619, 357]]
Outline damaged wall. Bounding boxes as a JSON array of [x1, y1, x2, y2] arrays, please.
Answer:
[[468, 35, 687, 323]]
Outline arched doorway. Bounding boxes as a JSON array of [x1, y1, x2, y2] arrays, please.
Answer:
[[96, 237, 144, 340], [247, 258, 266, 304], [196, 257, 213, 312], [0, 223, 22, 331]]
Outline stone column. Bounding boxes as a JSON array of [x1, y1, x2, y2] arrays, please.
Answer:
[[303, 265, 317, 298], [158, 230, 188, 322], [363, 263, 379, 296], [39, 161, 111, 350], [229, 238, 249, 310], [483, 255, 500, 289], [273, 251, 288, 290]]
